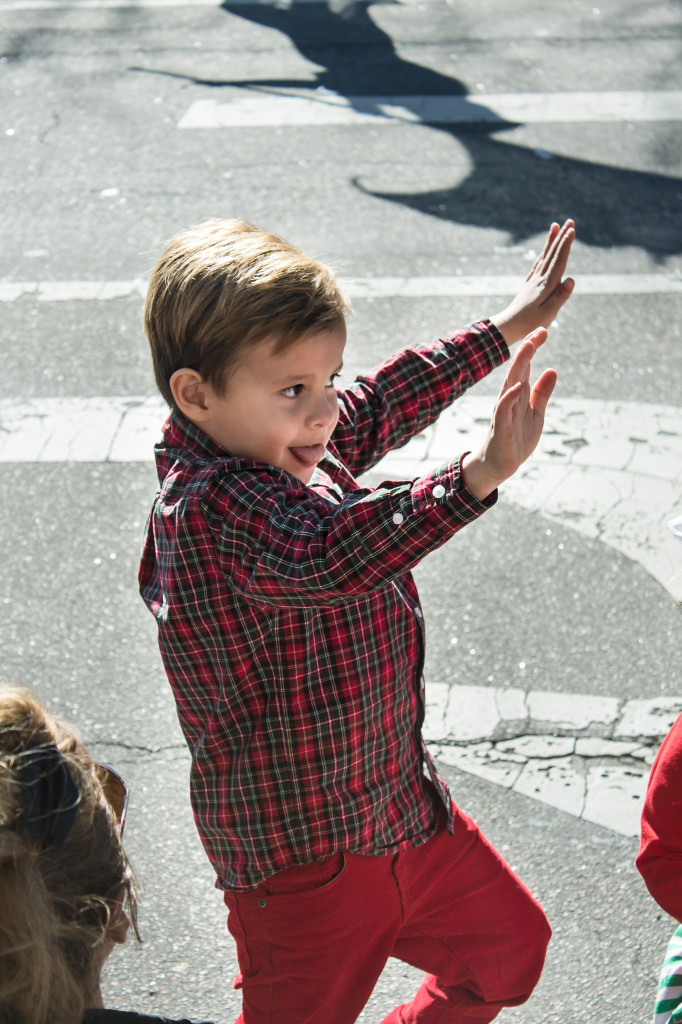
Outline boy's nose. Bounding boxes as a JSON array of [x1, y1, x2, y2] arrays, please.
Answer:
[[308, 391, 337, 428]]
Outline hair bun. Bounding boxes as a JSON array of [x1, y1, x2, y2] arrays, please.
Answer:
[[17, 741, 78, 847]]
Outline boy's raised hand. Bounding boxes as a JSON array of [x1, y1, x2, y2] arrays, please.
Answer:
[[461, 327, 557, 501], [490, 219, 575, 346]]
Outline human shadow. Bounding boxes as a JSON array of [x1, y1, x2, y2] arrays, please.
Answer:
[[354, 129, 681, 253], [218, 0, 502, 103], [202, 0, 680, 256]]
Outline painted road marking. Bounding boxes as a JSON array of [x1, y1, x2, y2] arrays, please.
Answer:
[[0, 396, 162, 464], [0, 281, 149, 303], [425, 683, 681, 836], [177, 91, 682, 129], [1, 0, 339, 9], [0, 0, 558, 8], [2, 274, 681, 304], [0, 394, 680, 599]]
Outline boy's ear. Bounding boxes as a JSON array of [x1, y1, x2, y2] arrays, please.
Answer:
[[170, 368, 211, 421]]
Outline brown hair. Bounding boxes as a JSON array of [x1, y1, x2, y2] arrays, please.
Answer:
[[0, 686, 138, 1024], [144, 218, 351, 409]]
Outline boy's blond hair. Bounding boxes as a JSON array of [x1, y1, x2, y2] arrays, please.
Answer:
[[144, 218, 351, 409]]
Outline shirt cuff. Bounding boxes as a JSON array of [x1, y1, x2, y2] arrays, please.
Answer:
[[408, 456, 497, 520]]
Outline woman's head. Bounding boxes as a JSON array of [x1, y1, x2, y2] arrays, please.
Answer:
[[0, 686, 138, 1024]]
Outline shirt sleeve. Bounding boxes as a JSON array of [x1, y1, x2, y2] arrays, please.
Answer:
[[204, 459, 496, 609], [332, 320, 508, 477], [636, 714, 682, 921]]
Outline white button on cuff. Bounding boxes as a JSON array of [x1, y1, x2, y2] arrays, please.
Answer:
[[392, 512, 404, 525], [431, 484, 446, 499]]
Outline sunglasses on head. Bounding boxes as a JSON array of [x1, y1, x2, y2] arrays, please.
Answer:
[[94, 762, 129, 837]]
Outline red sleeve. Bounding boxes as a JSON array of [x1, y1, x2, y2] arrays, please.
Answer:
[[332, 320, 508, 477], [636, 713, 682, 921]]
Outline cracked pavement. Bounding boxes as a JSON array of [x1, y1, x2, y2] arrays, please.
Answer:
[[425, 683, 681, 836]]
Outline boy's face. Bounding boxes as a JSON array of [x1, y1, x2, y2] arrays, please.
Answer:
[[201, 323, 346, 485]]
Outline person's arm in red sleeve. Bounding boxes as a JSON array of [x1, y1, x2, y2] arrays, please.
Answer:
[[637, 713, 682, 922]]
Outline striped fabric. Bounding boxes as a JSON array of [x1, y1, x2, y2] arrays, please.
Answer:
[[139, 321, 508, 890], [655, 926, 682, 1024]]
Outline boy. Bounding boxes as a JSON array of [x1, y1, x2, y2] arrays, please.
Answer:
[[139, 217, 575, 1024]]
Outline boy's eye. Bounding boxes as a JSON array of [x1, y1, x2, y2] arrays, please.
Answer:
[[280, 374, 339, 398]]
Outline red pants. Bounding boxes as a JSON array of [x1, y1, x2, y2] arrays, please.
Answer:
[[224, 804, 550, 1024]]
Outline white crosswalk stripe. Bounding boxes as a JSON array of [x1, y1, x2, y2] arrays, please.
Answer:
[[2, 0, 330, 10], [178, 90, 682, 129], [2, 274, 681, 303]]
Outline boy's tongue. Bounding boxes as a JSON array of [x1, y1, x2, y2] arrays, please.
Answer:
[[290, 443, 325, 467]]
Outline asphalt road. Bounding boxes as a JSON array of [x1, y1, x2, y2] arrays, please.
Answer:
[[1, 0, 681, 1021]]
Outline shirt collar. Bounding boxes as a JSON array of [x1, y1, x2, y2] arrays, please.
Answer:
[[156, 410, 308, 491], [161, 408, 226, 462]]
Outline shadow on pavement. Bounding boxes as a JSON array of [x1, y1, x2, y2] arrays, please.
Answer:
[[137, 0, 681, 257]]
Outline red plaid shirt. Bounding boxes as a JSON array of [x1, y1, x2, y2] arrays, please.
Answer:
[[139, 321, 508, 889]]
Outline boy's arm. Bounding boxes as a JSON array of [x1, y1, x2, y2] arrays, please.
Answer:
[[333, 320, 508, 477], [636, 715, 682, 923], [333, 220, 574, 477], [209, 332, 553, 606], [212, 459, 496, 607]]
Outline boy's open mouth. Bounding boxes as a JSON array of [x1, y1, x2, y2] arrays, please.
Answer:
[[289, 444, 326, 467]]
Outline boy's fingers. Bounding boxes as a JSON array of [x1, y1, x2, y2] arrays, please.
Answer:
[[532, 220, 575, 281], [526, 326, 548, 350], [494, 380, 524, 426], [502, 333, 556, 409], [549, 222, 575, 274], [548, 219, 575, 257], [540, 221, 560, 258], [502, 342, 533, 392], [529, 368, 558, 416], [505, 330, 546, 381], [526, 228, 556, 280], [541, 274, 575, 316], [554, 275, 575, 304]]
